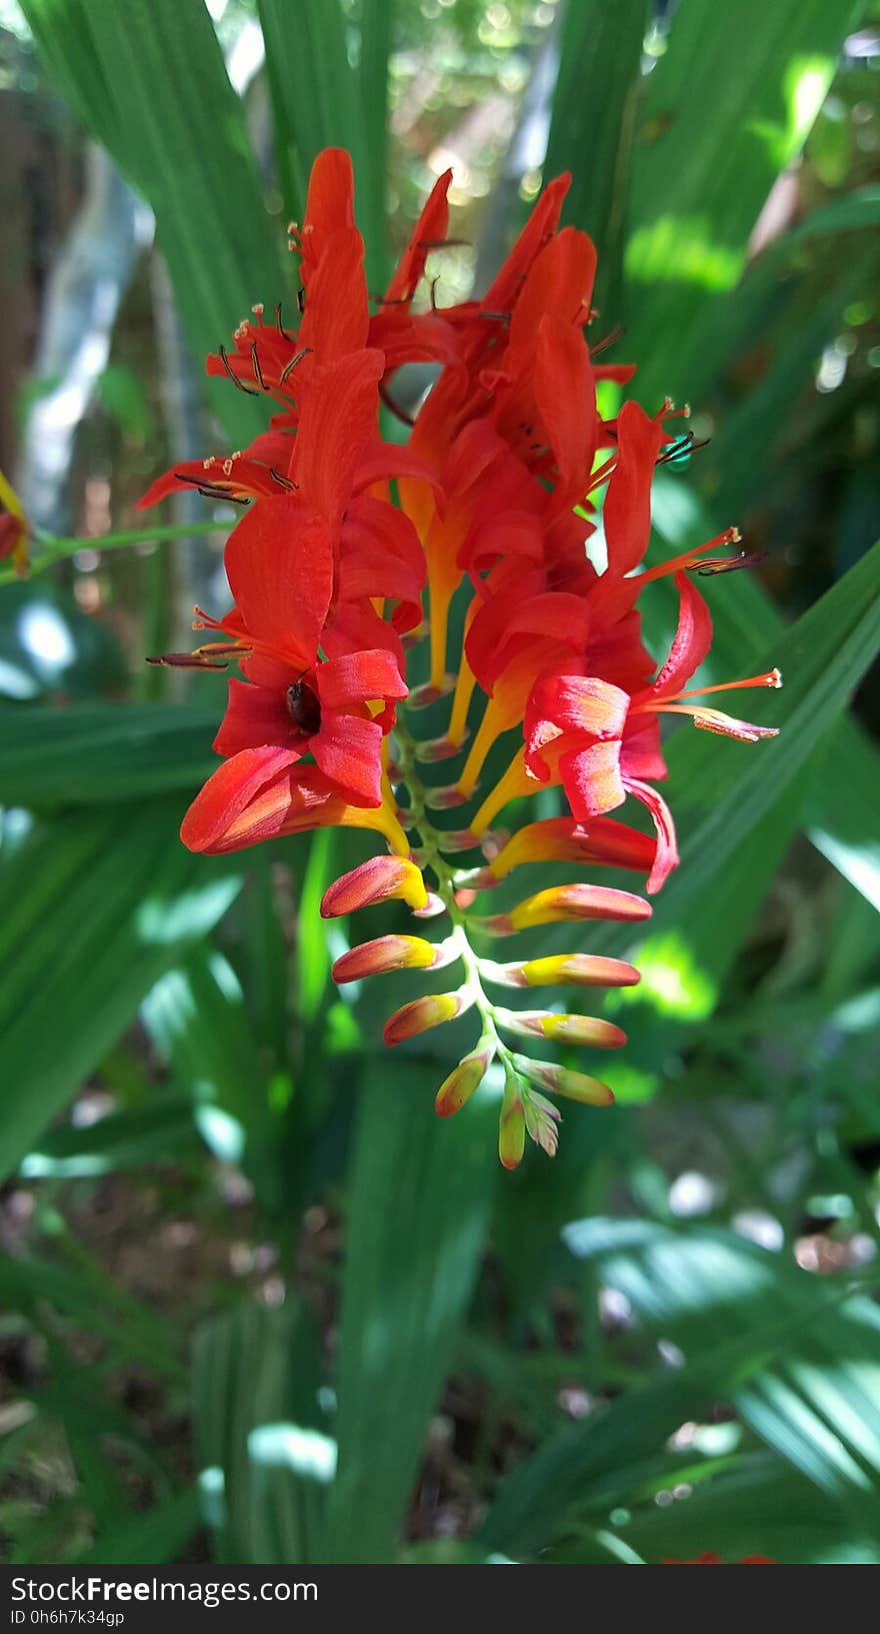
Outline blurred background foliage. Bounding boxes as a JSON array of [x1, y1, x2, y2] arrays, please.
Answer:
[[0, 0, 879, 1567]]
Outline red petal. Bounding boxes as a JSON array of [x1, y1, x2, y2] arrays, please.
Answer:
[[534, 317, 597, 511], [604, 401, 665, 577], [181, 745, 300, 852], [293, 349, 384, 521], [384, 169, 452, 303], [336, 495, 426, 621], [559, 738, 626, 821], [299, 226, 368, 362], [213, 676, 303, 757], [300, 147, 355, 283], [316, 648, 406, 712], [623, 776, 679, 894], [224, 496, 333, 668], [311, 711, 383, 805], [652, 572, 713, 696], [481, 172, 570, 313]]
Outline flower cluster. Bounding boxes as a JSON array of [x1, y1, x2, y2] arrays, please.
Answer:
[[142, 148, 780, 1168]]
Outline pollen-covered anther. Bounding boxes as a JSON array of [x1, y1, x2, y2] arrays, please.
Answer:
[[514, 1055, 615, 1107], [383, 989, 473, 1047], [320, 855, 429, 918], [332, 934, 451, 984], [414, 730, 470, 764], [476, 883, 652, 935], [482, 953, 641, 989], [435, 1044, 495, 1118], [494, 1009, 628, 1050]]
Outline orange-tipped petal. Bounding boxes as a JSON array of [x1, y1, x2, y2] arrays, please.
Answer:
[[434, 1045, 495, 1117], [383, 990, 470, 1046], [479, 883, 651, 934], [515, 1055, 615, 1106], [320, 855, 428, 918], [494, 1008, 627, 1050], [331, 934, 442, 983]]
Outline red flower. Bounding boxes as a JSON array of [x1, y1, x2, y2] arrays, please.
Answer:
[[141, 148, 780, 1165]]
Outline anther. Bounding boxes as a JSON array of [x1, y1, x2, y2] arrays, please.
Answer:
[[219, 345, 259, 396]]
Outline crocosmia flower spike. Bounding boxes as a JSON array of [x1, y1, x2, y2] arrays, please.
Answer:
[[142, 147, 780, 1168]]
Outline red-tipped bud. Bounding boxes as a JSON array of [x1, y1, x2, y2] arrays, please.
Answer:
[[332, 934, 443, 984], [483, 954, 641, 989], [415, 730, 469, 764], [494, 1008, 628, 1050], [514, 1055, 615, 1107], [321, 855, 428, 918], [383, 989, 471, 1047], [479, 883, 651, 935], [434, 1044, 495, 1117], [476, 816, 656, 883]]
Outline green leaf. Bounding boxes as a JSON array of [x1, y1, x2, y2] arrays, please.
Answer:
[[624, 0, 859, 406], [545, 0, 647, 318], [323, 1061, 498, 1562], [0, 800, 243, 1181], [0, 701, 219, 807], [193, 1299, 327, 1565], [71, 1491, 201, 1566], [21, 0, 286, 446], [141, 943, 283, 1202], [257, 0, 388, 289]]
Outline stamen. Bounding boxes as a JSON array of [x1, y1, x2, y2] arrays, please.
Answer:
[[278, 346, 312, 388], [589, 323, 623, 358], [637, 527, 741, 585], [219, 345, 259, 396], [649, 668, 782, 707], [269, 468, 296, 491], [145, 651, 229, 670], [696, 550, 765, 576], [274, 301, 290, 339], [173, 473, 248, 505], [250, 342, 266, 391]]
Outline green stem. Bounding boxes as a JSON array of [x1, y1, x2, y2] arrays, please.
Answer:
[[1, 519, 230, 587], [394, 712, 517, 1076]]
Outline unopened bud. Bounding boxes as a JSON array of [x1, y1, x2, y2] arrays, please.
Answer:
[[514, 1055, 614, 1107], [484, 954, 641, 989], [494, 1008, 627, 1050], [383, 989, 471, 1047], [435, 1045, 495, 1117], [480, 883, 651, 935], [480, 816, 656, 883], [321, 855, 428, 918], [332, 934, 442, 984], [498, 1081, 526, 1171]]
